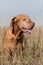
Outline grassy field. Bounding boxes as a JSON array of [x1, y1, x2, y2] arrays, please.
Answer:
[[0, 26, 43, 65]]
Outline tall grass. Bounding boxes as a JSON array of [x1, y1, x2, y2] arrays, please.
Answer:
[[0, 26, 43, 65]]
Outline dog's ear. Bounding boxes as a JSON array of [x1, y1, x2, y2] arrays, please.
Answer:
[[12, 17, 17, 22], [11, 17, 20, 35], [11, 17, 16, 34]]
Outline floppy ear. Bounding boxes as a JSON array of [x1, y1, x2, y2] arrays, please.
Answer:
[[11, 17, 20, 35], [11, 17, 16, 34]]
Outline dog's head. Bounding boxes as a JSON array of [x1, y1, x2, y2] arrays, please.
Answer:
[[11, 14, 35, 35]]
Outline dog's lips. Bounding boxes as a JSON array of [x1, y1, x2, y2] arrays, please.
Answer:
[[22, 28, 32, 34]]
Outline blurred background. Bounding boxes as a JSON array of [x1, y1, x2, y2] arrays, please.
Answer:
[[0, 0, 43, 27]]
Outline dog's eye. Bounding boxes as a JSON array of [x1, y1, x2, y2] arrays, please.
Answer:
[[22, 19, 26, 21]]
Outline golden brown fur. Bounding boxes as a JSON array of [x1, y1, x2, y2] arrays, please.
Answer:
[[2, 14, 35, 65]]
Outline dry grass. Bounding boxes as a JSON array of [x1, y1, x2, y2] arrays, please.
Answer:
[[0, 26, 43, 65]]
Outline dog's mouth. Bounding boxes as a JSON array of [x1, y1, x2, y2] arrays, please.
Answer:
[[22, 28, 32, 34], [22, 25, 34, 34]]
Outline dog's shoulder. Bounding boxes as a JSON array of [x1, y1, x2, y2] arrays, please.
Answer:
[[3, 26, 12, 41]]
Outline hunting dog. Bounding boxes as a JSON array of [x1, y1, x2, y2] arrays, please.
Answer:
[[2, 14, 35, 64]]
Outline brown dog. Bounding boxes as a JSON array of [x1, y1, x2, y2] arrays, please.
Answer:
[[2, 14, 35, 64]]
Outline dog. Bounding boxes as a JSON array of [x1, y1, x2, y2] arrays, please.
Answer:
[[2, 14, 35, 64]]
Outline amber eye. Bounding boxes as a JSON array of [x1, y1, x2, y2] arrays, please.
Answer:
[[22, 19, 26, 21]]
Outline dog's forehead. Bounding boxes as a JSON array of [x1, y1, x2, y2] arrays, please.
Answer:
[[16, 14, 30, 19]]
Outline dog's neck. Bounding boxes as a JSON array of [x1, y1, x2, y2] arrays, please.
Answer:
[[11, 23, 24, 44], [16, 31, 24, 45]]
